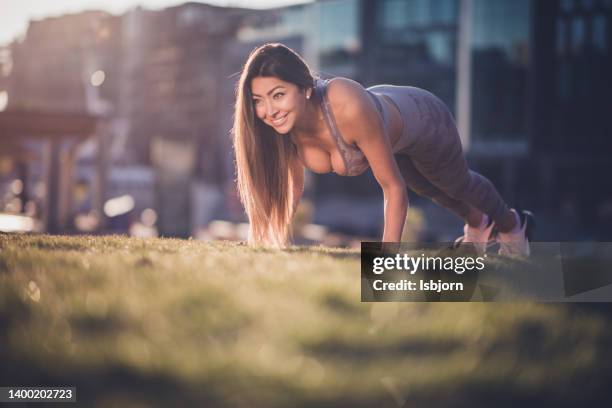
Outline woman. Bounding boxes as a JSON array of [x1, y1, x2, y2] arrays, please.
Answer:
[[232, 43, 531, 255]]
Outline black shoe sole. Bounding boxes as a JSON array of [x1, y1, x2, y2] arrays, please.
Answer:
[[518, 208, 536, 242]]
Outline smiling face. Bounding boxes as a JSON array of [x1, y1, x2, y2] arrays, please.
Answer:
[[251, 76, 310, 134]]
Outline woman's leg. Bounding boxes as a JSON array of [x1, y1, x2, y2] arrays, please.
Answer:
[[394, 154, 495, 253], [397, 141, 511, 227], [404, 95, 511, 227], [386, 85, 526, 254], [394, 154, 473, 221], [466, 205, 487, 228], [404, 94, 529, 255]]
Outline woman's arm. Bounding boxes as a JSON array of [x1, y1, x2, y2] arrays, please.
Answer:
[[326, 79, 408, 242], [290, 157, 305, 216], [380, 184, 408, 242]]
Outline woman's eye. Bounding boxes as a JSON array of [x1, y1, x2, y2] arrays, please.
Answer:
[[253, 99, 261, 105], [273, 93, 284, 99]]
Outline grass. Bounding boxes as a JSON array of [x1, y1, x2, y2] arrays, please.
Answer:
[[1, 233, 611, 407]]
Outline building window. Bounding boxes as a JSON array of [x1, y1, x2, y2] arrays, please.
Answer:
[[380, 0, 457, 29], [372, 0, 458, 109], [592, 14, 607, 52], [557, 18, 568, 55], [571, 17, 586, 53], [552, 0, 612, 150], [561, 0, 574, 13], [470, 0, 531, 144], [380, 0, 412, 30], [318, 0, 360, 72]]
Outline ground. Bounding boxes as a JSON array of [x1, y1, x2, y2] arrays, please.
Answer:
[[1, 234, 611, 407]]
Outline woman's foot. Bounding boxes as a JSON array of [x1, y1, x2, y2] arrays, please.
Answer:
[[455, 214, 496, 255], [498, 209, 532, 257]]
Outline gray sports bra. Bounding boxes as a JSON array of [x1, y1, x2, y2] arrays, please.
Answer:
[[315, 78, 386, 176]]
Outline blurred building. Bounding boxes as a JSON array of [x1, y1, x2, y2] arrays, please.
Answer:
[[311, 0, 612, 240], [1, 0, 610, 240], [1, 11, 112, 112], [0, 4, 259, 236], [529, 0, 612, 239], [0, 12, 103, 233], [114, 4, 257, 236]]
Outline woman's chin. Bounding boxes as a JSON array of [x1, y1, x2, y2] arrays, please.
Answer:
[[273, 121, 293, 134], [270, 113, 293, 134]]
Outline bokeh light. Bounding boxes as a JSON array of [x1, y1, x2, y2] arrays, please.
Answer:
[[10, 179, 23, 195], [0, 90, 8, 111], [90, 70, 105, 87], [104, 195, 134, 217], [141, 208, 157, 227]]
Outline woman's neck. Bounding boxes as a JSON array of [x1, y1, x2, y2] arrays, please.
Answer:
[[290, 95, 325, 142]]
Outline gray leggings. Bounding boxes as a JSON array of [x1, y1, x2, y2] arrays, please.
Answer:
[[369, 84, 509, 223]]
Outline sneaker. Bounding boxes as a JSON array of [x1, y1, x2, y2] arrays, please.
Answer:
[[498, 209, 534, 257], [454, 214, 496, 255]]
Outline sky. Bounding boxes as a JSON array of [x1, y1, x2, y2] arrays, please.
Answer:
[[0, 0, 310, 45]]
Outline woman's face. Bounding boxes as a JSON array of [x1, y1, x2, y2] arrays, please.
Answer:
[[251, 76, 309, 134]]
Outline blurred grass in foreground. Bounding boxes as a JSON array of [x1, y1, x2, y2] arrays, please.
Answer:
[[1, 234, 612, 407]]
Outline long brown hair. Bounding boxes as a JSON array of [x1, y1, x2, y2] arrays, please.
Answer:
[[232, 43, 315, 247]]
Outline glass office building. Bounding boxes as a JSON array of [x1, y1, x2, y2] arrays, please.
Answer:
[[545, 0, 612, 154], [361, 0, 458, 111], [470, 0, 531, 146], [315, 0, 361, 78], [313, 0, 612, 237]]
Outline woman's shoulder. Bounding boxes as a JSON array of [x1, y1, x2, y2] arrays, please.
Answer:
[[325, 77, 365, 98], [324, 77, 372, 116], [325, 78, 379, 124]]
